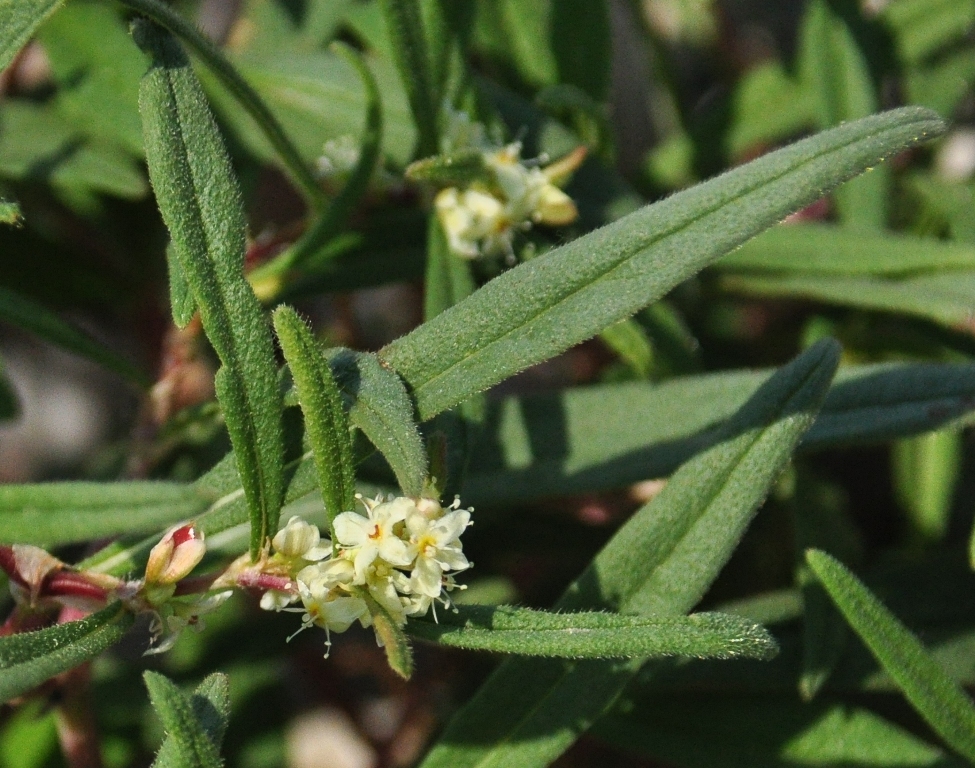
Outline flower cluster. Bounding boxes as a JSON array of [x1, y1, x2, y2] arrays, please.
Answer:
[[257, 495, 472, 653], [433, 109, 582, 260]]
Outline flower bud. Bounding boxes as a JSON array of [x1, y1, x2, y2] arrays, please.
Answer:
[[145, 524, 206, 585]]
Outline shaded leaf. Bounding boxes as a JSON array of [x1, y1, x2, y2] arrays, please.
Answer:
[[807, 549, 975, 762], [595, 696, 963, 768], [378, 0, 438, 156], [719, 223, 975, 275], [799, 0, 885, 228], [0, 286, 149, 386], [464, 360, 975, 503]]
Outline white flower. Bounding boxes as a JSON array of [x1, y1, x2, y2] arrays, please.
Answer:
[[333, 497, 413, 583], [406, 508, 471, 598], [272, 516, 331, 562]]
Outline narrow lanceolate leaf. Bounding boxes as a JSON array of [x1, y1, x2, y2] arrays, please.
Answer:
[[806, 549, 975, 762], [799, 0, 886, 228], [274, 306, 356, 528], [0, 287, 149, 387], [382, 108, 944, 420], [167, 242, 196, 327], [144, 672, 223, 768], [719, 223, 975, 275], [367, 596, 414, 680], [0, 481, 212, 547], [0, 603, 132, 704], [465, 360, 975, 504], [0, 0, 64, 72], [408, 607, 777, 660], [326, 349, 427, 497], [152, 674, 230, 768], [418, 340, 839, 768], [136, 21, 284, 558], [379, 0, 438, 157]]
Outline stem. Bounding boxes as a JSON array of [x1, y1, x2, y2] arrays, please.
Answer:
[[249, 43, 383, 297], [117, 0, 326, 208], [55, 665, 104, 768]]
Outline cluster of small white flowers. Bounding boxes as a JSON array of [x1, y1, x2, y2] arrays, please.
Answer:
[[433, 109, 580, 260], [261, 496, 471, 652]]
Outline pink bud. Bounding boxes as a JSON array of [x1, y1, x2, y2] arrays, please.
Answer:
[[145, 524, 206, 585]]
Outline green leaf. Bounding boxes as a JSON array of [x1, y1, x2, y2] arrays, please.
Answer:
[[798, 0, 886, 228], [726, 61, 814, 157], [327, 348, 427, 498], [408, 607, 777, 660], [719, 223, 975, 275], [38, 3, 147, 156], [143, 671, 223, 768], [595, 696, 964, 768], [152, 673, 230, 768], [806, 548, 975, 762], [893, 427, 960, 542], [136, 21, 285, 558], [366, 595, 414, 679], [548, 0, 611, 102], [0, 0, 64, 73], [0, 101, 147, 198], [0, 603, 132, 704], [723, 270, 975, 330], [417, 340, 838, 768], [880, 0, 975, 65], [203, 49, 415, 168], [0, 286, 149, 387], [274, 306, 356, 530], [464, 360, 975, 504], [406, 149, 487, 187], [379, 0, 438, 157], [0, 481, 212, 547], [250, 41, 384, 296], [0, 200, 22, 227], [599, 319, 654, 378], [167, 241, 196, 328], [423, 215, 475, 321], [381, 108, 945, 421], [120, 0, 323, 205]]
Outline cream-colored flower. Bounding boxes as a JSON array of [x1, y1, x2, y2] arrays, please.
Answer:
[[433, 137, 580, 260], [333, 497, 413, 583], [272, 516, 331, 562], [406, 507, 471, 598]]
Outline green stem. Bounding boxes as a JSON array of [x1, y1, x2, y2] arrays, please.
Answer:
[[117, 0, 325, 208], [249, 43, 383, 299], [379, 0, 439, 157]]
